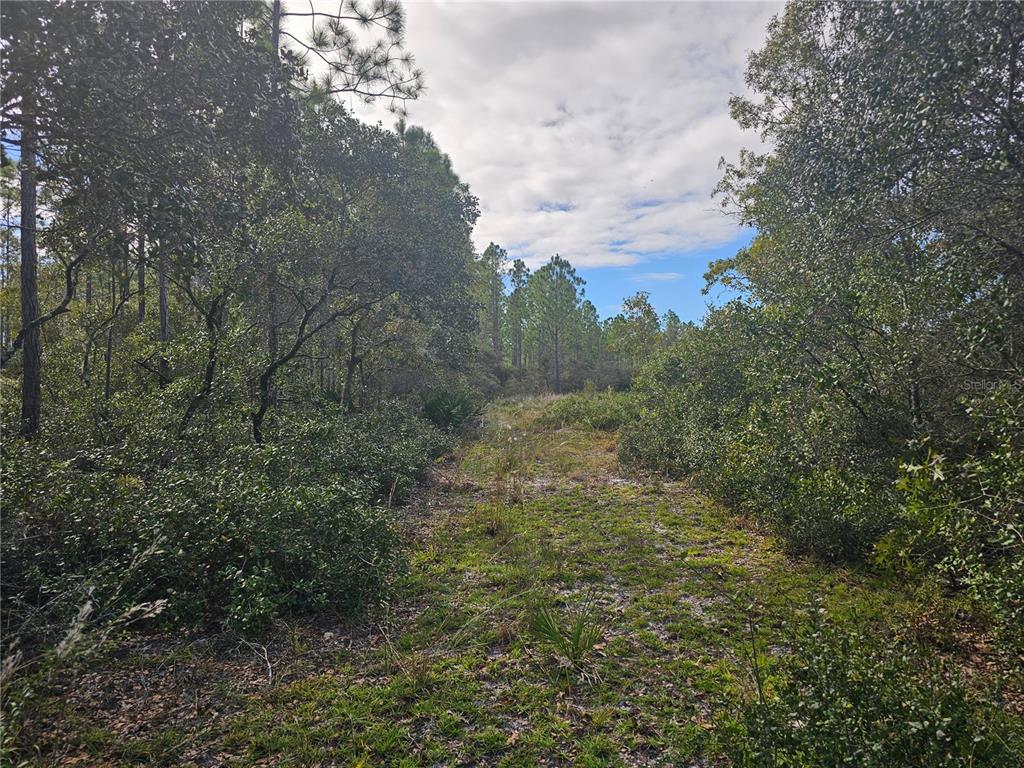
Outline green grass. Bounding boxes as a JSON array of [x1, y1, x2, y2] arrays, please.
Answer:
[[537, 390, 634, 431], [24, 397, 1015, 766]]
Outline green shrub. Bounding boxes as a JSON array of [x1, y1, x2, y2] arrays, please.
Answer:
[[731, 611, 1020, 767], [1, 404, 449, 643], [422, 388, 483, 433], [708, 402, 896, 561], [620, 312, 899, 562], [274, 405, 453, 504], [149, 469, 402, 633], [775, 467, 894, 562], [619, 311, 752, 479], [539, 390, 633, 431], [528, 599, 603, 674], [879, 387, 1024, 653]]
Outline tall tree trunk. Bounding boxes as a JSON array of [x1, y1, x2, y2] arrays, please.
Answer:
[[266, 261, 280, 406], [342, 323, 359, 415], [1, 189, 10, 350], [909, 375, 923, 429], [104, 259, 114, 400], [179, 294, 225, 437], [19, 122, 41, 436], [158, 245, 171, 386], [271, 0, 282, 54], [120, 234, 130, 301], [82, 337, 91, 387], [136, 231, 146, 322], [490, 275, 501, 360], [84, 279, 96, 386], [553, 327, 561, 394], [264, 2, 284, 414]]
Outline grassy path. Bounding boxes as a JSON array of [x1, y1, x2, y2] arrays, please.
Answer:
[[37, 398, 927, 766]]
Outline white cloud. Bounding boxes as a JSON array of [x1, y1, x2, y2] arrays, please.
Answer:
[[634, 272, 682, 282], [295, 1, 779, 269]]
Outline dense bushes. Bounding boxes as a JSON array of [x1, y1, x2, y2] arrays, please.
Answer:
[[623, 315, 1023, 643], [539, 389, 634, 431], [619, 307, 751, 482], [422, 388, 483, 434], [620, 308, 897, 562], [621, 6, 1024, 742], [622, 1, 1024, 649], [731, 611, 1020, 767], [881, 387, 1024, 649], [2, 403, 450, 647]]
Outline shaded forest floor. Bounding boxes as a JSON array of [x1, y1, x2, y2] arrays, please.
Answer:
[[27, 398, 1012, 766]]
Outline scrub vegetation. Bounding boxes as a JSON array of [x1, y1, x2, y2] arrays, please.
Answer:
[[12, 401, 1021, 766], [1, 1, 1022, 765]]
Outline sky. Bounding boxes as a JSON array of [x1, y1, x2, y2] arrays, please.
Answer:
[[305, 0, 780, 322]]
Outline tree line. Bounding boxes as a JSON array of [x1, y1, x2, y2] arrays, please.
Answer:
[[1, 0, 478, 444], [0, 0, 500, 709], [472, 245, 690, 394], [622, 0, 1023, 650]]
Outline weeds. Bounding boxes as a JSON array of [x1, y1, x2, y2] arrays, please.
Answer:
[[730, 607, 1021, 767], [494, 427, 526, 501], [539, 390, 633, 431], [528, 598, 604, 679], [481, 499, 511, 537]]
